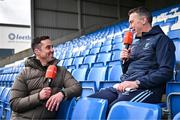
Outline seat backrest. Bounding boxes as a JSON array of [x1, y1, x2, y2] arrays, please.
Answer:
[[166, 82, 180, 118], [112, 43, 123, 51], [166, 82, 180, 95], [96, 52, 112, 66], [80, 81, 96, 97], [108, 65, 122, 81], [93, 42, 102, 48], [56, 97, 76, 120], [87, 66, 107, 81], [0, 87, 5, 97], [71, 97, 108, 120], [57, 60, 64, 66], [63, 58, 74, 67], [173, 39, 180, 63], [107, 101, 161, 120], [80, 49, 90, 56], [72, 56, 84, 68], [89, 47, 100, 55], [112, 37, 122, 44], [0, 87, 11, 107], [111, 50, 121, 61], [102, 39, 112, 46], [82, 54, 97, 68], [87, 66, 107, 89], [64, 51, 73, 59], [72, 68, 88, 81], [100, 45, 112, 53], [72, 51, 80, 57]]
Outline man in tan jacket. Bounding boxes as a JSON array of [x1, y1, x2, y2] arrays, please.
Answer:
[[10, 36, 82, 119]]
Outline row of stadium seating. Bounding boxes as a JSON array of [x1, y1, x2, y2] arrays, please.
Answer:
[[56, 97, 162, 120], [0, 4, 180, 120]]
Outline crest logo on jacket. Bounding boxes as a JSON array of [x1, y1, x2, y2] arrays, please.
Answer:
[[143, 42, 151, 50]]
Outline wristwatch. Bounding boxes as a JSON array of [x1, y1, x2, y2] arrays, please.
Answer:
[[60, 89, 66, 97], [135, 80, 140, 86]]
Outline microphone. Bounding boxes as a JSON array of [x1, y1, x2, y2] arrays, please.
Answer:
[[45, 65, 57, 87], [123, 31, 133, 64]]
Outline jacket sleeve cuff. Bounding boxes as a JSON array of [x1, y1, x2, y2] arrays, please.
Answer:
[[30, 93, 43, 105]]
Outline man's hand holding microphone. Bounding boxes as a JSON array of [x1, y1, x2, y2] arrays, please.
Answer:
[[121, 30, 133, 64], [39, 65, 64, 111], [113, 30, 139, 92]]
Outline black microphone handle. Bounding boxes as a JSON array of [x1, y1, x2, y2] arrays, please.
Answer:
[[123, 44, 130, 64], [124, 44, 130, 49], [48, 78, 52, 87]]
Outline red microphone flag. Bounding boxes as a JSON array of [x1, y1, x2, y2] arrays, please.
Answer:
[[122, 31, 133, 64], [123, 31, 133, 49], [45, 65, 57, 86]]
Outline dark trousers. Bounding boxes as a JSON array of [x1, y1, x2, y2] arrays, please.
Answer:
[[89, 87, 163, 109]]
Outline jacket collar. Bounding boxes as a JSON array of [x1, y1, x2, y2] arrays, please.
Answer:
[[25, 56, 60, 71]]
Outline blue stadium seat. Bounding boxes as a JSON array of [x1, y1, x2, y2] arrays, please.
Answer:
[[166, 82, 180, 119], [102, 39, 112, 46], [99, 81, 119, 90], [95, 52, 112, 66], [98, 65, 122, 90], [2, 74, 8, 87], [0, 87, 11, 120], [72, 68, 89, 81], [80, 49, 90, 56], [63, 58, 73, 68], [173, 112, 180, 120], [57, 60, 64, 66], [79, 81, 96, 97], [112, 37, 122, 44], [71, 97, 108, 120], [111, 50, 121, 61], [68, 56, 84, 69], [72, 51, 80, 57], [80, 54, 97, 68], [173, 39, 180, 64], [93, 42, 102, 48], [0, 74, 2, 80], [3, 89, 11, 120], [0, 75, 5, 86], [153, 21, 165, 26], [58, 52, 66, 60], [10, 74, 18, 86], [64, 51, 73, 59], [112, 43, 123, 51], [166, 16, 178, 25], [100, 45, 112, 53], [87, 66, 108, 89], [168, 29, 180, 39], [6, 74, 13, 87], [56, 97, 76, 120], [107, 101, 161, 120], [89, 47, 100, 55], [108, 65, 122, 81], [0, 87, 5, 97]]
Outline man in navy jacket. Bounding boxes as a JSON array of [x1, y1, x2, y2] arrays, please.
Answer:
[[89, 6, 175, 108]]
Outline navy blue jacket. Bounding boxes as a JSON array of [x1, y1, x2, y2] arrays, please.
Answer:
[[121, 26, 175, 90]]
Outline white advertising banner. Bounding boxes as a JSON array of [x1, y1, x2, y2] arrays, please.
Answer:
[[0, 26, 31, 53], [0, 0, 31, 25]]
